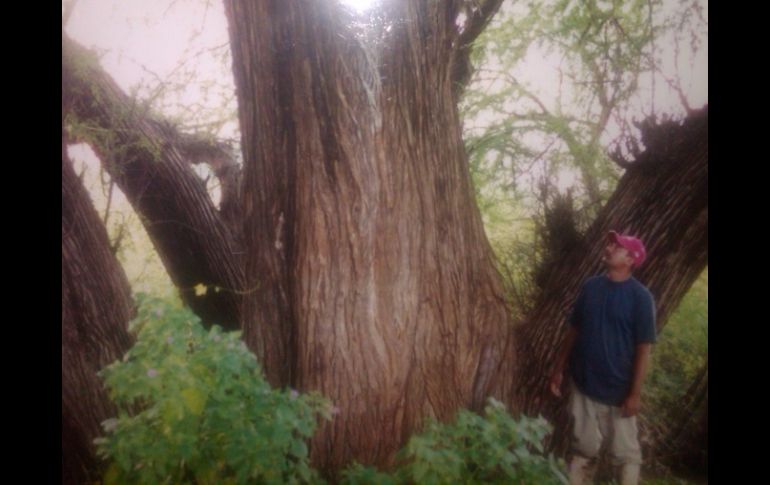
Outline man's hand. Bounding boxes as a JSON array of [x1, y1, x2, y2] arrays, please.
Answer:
[[623, 343, 652, 417], [549, 326, 578, 399], [549, 370, 564, 397], [621, 392, 641, 417]]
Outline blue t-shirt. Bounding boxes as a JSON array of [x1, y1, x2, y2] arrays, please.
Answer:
[[568, 275, 657, 406]]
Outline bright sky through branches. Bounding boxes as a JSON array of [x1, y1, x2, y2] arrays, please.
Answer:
[[339, 0, 378, 12]]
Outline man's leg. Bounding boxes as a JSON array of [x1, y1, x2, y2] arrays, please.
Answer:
[[568, 384, 603, 485], [569, 455, 596, 485], [608, 407, 642, 485], [618, 463, 641, 485]]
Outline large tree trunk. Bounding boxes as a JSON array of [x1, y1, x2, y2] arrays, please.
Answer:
[[62, 126, 134, 483], [514, 106, 708, 453], [62, 34, 244, 330], [224, 0, 515, 473]]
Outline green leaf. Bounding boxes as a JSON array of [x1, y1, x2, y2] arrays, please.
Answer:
[[181, 387, 207, 416]]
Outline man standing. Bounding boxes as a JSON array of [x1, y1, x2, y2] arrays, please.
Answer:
[[550, 230, 657, 485]]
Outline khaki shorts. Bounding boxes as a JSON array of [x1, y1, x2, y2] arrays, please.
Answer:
[[569, 382, 642, 466]]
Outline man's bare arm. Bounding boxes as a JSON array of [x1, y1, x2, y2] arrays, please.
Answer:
[[621, 343, 653, 416], [549, 325, 579, 397]]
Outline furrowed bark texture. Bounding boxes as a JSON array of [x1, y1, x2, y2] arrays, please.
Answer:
[[224, 0, 516, 472], [62, 129, 134, 484]]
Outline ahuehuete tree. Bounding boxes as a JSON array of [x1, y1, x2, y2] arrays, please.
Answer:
[[62, 0, 707, 479]]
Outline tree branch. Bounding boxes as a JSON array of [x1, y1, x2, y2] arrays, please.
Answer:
[[62, 33, 245, 330], [451, 0, 505, 96]]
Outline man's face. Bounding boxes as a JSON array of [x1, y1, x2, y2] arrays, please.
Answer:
[[603, 240, 634, 270]]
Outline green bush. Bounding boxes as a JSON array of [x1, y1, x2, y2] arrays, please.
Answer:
[[96, 295, 567, 484], [342, 399, 568, 485], [644, 269, 708, 437], [95, 294, 331, 484]]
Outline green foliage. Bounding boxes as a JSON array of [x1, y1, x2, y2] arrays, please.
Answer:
[[341, 463, 399, 485], [342, 399, 568, 485], [96, 294, 331, 484], [643, 269, 708, 433], [97, 295, 569, 484], [463, 1, 706, 306], [461, 0, 670, 314], [462, 0, 654, 211]]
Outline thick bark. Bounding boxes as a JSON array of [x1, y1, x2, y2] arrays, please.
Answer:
[[62, 130, 134, 484], [514, 106, 708, 453], [62, 34, 244, 330], [224, 0, 516, 472]]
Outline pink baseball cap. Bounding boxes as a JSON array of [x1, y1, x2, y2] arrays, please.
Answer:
[[608, 230, 647, 267]]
